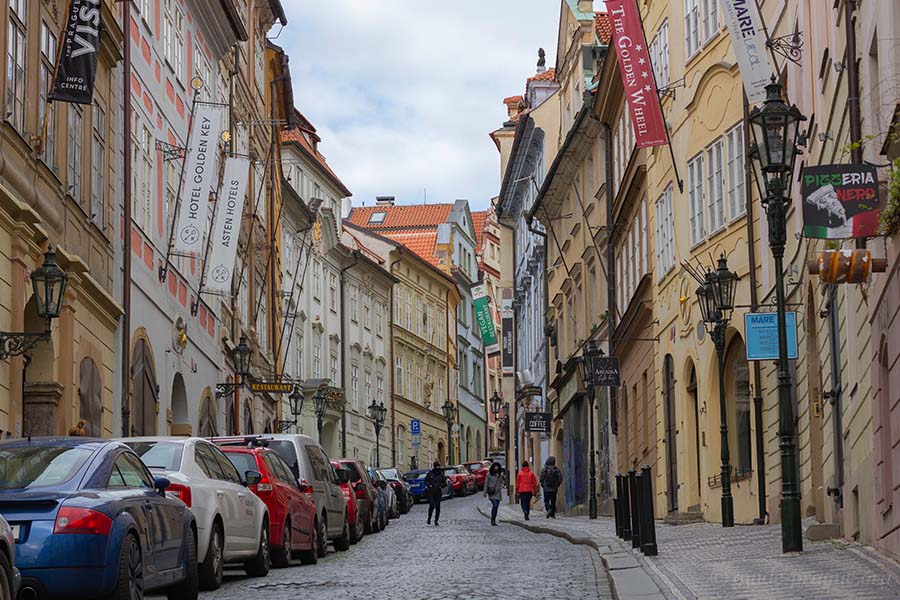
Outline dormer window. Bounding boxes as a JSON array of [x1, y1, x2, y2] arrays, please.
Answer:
[[369, 212, 387, 224]]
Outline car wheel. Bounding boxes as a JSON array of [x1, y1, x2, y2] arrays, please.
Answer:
[[244, 523, 270, 578], [333, 514, 351, 552], [110, 533, 143, 600], [0, 549, 13, 600], [298, 518, 318, 565], [352, 511, 363, 544], [198, 521, 224, 591], [272, 519, 292, 568], [315, 516, 328, 558], [166, 529, 199, 600]]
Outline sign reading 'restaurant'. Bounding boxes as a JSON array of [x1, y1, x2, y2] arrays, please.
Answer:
[[801, 164, 881, 239], [607, 0, 668, 148], [205, 156, 250, 294], [719, 0, 775, 105]]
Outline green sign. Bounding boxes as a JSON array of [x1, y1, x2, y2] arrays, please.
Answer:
[[472, 283, 499, 356]]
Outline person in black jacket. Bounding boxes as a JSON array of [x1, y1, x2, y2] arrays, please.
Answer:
[[540, 456, 563, 518], [424, 461, 447, 526]]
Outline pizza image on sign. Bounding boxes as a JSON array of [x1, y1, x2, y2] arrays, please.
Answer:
[[801, 164, 881, 239]]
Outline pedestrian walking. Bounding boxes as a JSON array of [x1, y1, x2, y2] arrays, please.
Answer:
[[424, 461, 446, 526], [484, 462, 504, 526], [515, 461, 538, 520], [540, 456, 562, 518]]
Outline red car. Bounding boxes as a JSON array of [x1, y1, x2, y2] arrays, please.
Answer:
[[331, 460, 365, 544], [443, 466, 476, 496], [337, 459, 380, 534], [463, 461, 489, 490], [221, 445, 320, 566]]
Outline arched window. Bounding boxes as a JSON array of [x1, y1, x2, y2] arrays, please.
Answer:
[[78, 357, 102, 437], [725, 337, 752, 473]]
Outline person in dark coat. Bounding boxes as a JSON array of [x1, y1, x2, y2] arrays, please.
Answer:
[[483, 462, 504, 526], [540, 456, 563, 518], [424, 461, 447, 526]]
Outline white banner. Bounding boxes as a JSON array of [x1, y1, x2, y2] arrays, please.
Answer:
[[720, 0, 775, 105], [205, 156, 250, 293], [173, 103, 224, 253]]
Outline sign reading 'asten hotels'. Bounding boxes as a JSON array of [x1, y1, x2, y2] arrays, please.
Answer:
[[173, 103, 225, 254], [205, 156, 250, 293], [720, 0, 775, 105], [472, 283, 500, 356], [607, 0, 668, 148], [501, 298, 514, 375], [744, 312, 799, 361]]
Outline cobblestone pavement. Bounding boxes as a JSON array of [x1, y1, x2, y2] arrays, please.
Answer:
[[162, 494, 610, 600]]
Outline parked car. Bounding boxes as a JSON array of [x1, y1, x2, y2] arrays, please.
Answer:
[[462, 461, 489, 490], [0, 514, 19, 600], [0, 437, 199, 600], [330, 461, 364, 544], [125, 437, 270, 590], [336, 459, 380, 534], [212, 435, 350, 554], [443, 466, 474, 496], [220, 443, 319, 566], [377, 468, 413, 514], [405, 469, 452, 502], [366, 467, 389, 530], [369, 467, 398, 520]]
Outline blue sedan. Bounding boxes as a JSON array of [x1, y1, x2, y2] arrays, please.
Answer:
[[0, 438, 198, 600], [405, 470, 452, 502]]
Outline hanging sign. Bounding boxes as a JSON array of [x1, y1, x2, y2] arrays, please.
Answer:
[[249, 382, 294, 394], [607, 0, 668, 148], [801, 164, 881, 239], [720, 0, 776, 105], [744, 312, 799, 361], [205, 156, 250, 293], [525, 412, 552, 433], [173, 103, 225, 254], [51, 0, 103, 104], [473, 283, 500, 356], [592, 357, 621, 387], [501, 298, 514, 375]]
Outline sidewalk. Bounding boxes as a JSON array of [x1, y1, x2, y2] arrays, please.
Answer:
[[479, 502, 900, 600]]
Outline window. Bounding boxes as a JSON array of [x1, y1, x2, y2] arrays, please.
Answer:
[[416, 298, 424, 337], [164, 0, 185, 83], [67, 106, 84, 201], [395, 355, 404, 396], [706, 138, 725, 232], [369, 212, 386, 224], [254, 33, 266, 95], [726, 123, 746, 220], [416, 364, 423, 403], [350, 287, 359, 323], [6, 0, 25, 132], [364, 370, 371, 408], [701, 0, 718, 43], [405, 290, 412, 331], [257, 304, 267, 352], [39, 21, 56, 170], [364, 303, 371, 330], [394, 287, 402, 325], [91, 105, 106, 230], [437, 376, 445, 406], [649, 19, 669, 88], [108, 454, 154, 489], [313, 335, 322, 377], [312, 260, 322, 300], [132, 118, 153, 232], [684, 0, 700, 58], [655, 186, 675, 277], [376, 375, 384, 402], [375, 303, 384, 337], [294, 331, 303, 376], [138, 0, 153, 29], [329, 273, 337, 312], [330, 352, 338, 384], [351, 365, 359, 411], [688, 154, 705, 245]]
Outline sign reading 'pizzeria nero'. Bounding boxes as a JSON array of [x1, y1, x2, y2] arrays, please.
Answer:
[[801, 164, 881, 239], [51, 0, 103, 104], [607, 0, 668, 148]]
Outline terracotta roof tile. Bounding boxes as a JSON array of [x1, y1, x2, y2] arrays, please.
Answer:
[[527, 68, 556, 83], [346, 204, 453, 230], [595, 12, 612, 44], [471, 210, 489, 250], [503, 94, 524, 105], [381, 230, 441, 267]]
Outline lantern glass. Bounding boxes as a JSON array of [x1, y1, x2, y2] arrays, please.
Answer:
[[489, 392, 501, 418], [31, 247, 68, 322], [289, 388, 304, 417], [232, 336, 252, 379], [314, 389, 327, 416], [367, 399, 378, 422], [748, 81, 806, 200], [377, 401, 387, 424], [442, 400, 455, 423], [695, 280, 715, 325], [713, 255, 738, 320]]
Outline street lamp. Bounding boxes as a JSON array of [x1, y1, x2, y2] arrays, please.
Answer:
[[579, 339, 600, 520], [216, 336, 253, 399], [747, 79, 806, 553], [313, 388, 328, 443], [368, 400, 387, 467], [0, 247, 69, 360], [490, 391, 502, 420], [276, 384, 304, 433], [691, 255, 737, 527], [442, 399, 457, 465]]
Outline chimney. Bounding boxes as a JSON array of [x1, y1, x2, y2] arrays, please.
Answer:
[[341, 197, 352, 219], [578, 0, 592, 12], [375, 196, 395, 206]]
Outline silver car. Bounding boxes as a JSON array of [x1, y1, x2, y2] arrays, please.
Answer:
[[0, 514, 20, 600]]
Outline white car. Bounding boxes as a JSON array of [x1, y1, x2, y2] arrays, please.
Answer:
[[124, 437, 270, 591], [0, 514, 20, 600]]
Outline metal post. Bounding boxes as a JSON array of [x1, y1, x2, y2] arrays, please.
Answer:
[[619, 474, 632, 540], [374, 423, 382, 468], [640, 464, 658, 556], [713, 321, 735, 527], [614, 477, 622, 537], [317, 414, 324, 444], [628, 468, 641, 549], [588, 384, 597, 519]]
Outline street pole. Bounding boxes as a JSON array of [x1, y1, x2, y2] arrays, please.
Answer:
[[713, 320, 735, 527], [588, 382, 597, 519], [374, 423, 381, 468], [317, 414, 324, 444]]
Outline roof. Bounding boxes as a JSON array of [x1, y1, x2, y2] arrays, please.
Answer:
[[503, 95, 524, 105], [471, 210, 490, 250], [281, 110, 352, 197], [381, 230, 441, 267], [342, 228, 385, 265], [595, 12, 612, 44], [346, 204, 454, 231], [527, 68, 556, 83]]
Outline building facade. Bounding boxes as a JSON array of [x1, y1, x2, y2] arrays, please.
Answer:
[[473, 208, 503, 453]]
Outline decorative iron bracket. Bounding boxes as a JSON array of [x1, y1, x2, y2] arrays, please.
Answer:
[[215, 382, 242, 399], [767, 32, 804, 66], [657, 77, 686, 102], [0, 330, 50, 361], [155, 140, 187, 162], [274, 419, 296, 433]]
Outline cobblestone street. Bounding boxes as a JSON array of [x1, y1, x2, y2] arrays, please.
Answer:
[[181, 495, 610, 600]]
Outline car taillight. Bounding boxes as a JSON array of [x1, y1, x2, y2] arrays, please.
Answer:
[[54, 507, 112, 536], [168, 483, 192, 507], [257, 480, 274, 493]]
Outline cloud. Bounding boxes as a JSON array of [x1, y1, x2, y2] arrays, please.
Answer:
[[277, 1, 562, 210]]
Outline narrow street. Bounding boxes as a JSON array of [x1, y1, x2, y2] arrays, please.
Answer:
[[191, 495, 610, 600]]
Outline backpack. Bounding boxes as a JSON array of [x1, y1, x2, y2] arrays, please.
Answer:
[[543, 466, 560, 489]]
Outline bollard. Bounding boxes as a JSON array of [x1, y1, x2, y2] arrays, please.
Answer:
[[628, 468, 641, 549], [613, 484, 622, 538], [640, 464, 658, 556], [618, 474, 632, 540]]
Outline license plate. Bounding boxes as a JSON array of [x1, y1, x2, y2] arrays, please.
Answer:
[[10, 524, 20, 541]]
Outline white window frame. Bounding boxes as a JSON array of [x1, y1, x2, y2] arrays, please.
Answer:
[[688, 154, 706, 246], [706, 138, 725, 233], [351, 364, 359, 411], [6, 0, 26, 132], [685, 0, 700, 59], [655, 186, 676, 278], [91, 105, 106, 230], [39, 20, 56, 170], [650, 19, 669, 89], [68, 106, 84, 202], [726, 123, 747, 220]]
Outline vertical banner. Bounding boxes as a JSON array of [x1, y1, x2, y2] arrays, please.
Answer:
[[173, 103, 224, 254], [51, 0, 103, 104], [607, 0, 668, 148], [472, 283, 500, 356], [719, 0, 775, 104], [501, 297, 514, 375], [205, 157, 250, 293], [801, 164, 881, 239]]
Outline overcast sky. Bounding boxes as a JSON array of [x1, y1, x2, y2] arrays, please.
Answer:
[[277, 2, 570, 211]]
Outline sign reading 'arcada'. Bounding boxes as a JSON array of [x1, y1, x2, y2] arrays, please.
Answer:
[[51, 0, 103, 105]]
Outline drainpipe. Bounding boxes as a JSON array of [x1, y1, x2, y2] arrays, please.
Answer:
[[121, 0, 132, 437], [603, 122, 617, 467], [389, 255, 401, 467], [340, 250, 359, 457]]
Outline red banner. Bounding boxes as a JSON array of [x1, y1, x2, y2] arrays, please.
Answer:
[[607, 0, 667, 148]]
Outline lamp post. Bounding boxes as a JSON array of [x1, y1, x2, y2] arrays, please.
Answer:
[[0, 247, 69, 360], [368, 400, 387, 467], [747, 80, 806, 553], [442, 399, 457, 465], [276, 385, 304, 432], [691, 256, 738, 527], [579, 340, 599, 520], [313, 388, 328, 444], [489, 391, 501, 451], [216, 336, 253, 399]]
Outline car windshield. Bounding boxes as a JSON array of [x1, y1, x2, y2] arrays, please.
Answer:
[[223, 452, 258, 478], [0, 445, 94, 490], [465, 463, 485, 471], [341, 463, 362, 483], [378, 468, 400, 480], [267, 441, 299, 476], [442, 468, 458, 475], [125, 441, 183, 471], [406, 471, 426, 480]]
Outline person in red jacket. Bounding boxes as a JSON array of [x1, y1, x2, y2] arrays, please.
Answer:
[[515, 461, 539, 520]]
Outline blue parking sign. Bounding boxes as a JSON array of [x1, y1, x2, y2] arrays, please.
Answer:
[[410, 419, 421, 435]]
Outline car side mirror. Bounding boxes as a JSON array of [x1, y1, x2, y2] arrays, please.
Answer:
[[245, 470, 262, 486], [298, 479, 313, 494], [154, 476, 171, 496], [337, 470, 350, 485]]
